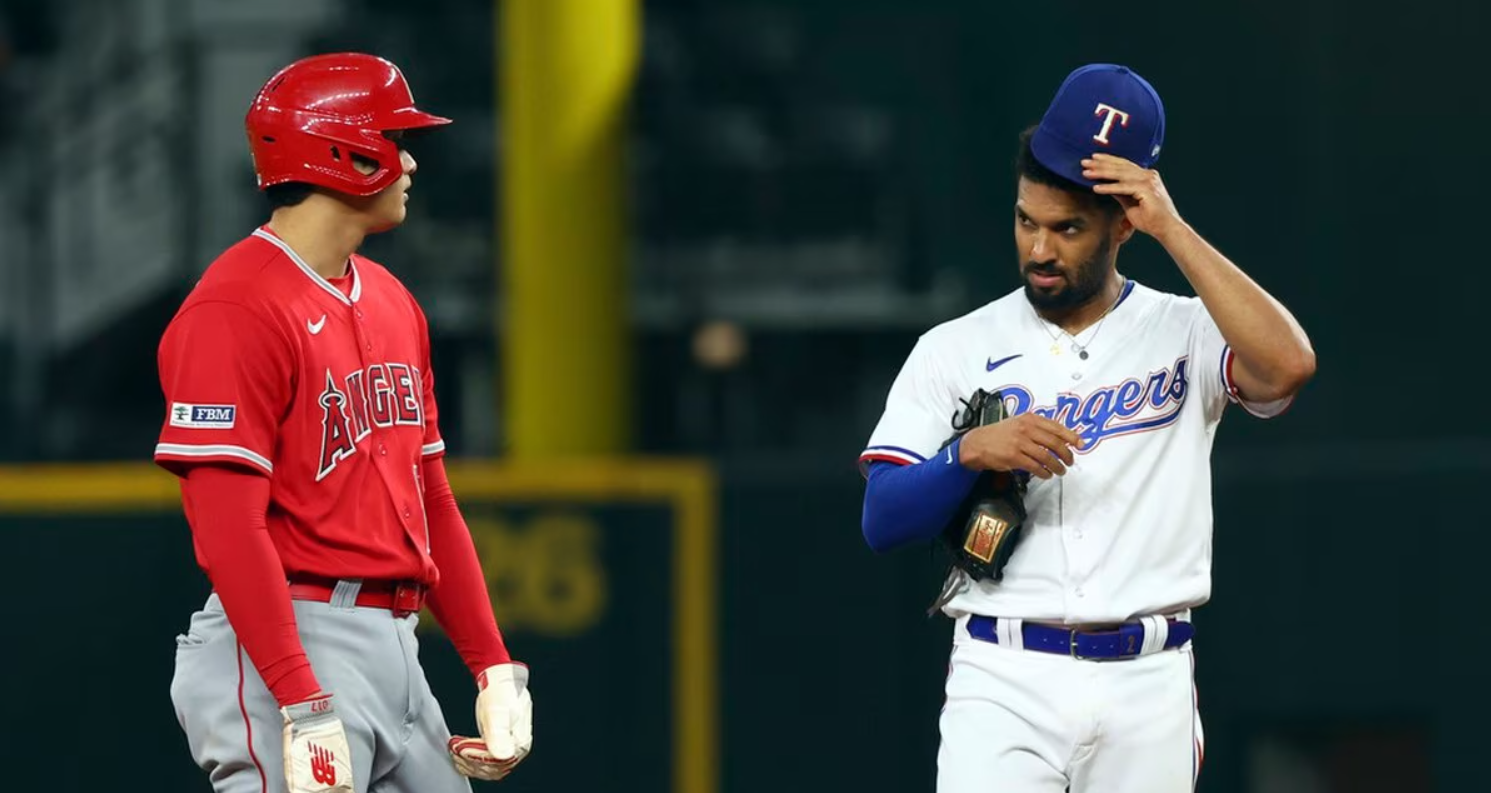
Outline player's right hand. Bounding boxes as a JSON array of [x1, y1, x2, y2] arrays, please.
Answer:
[[957, 413, 1084, 479], [281, 692, 356, 793]]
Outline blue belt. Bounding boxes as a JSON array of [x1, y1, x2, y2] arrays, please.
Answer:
[[967, 615, 1194, 661]]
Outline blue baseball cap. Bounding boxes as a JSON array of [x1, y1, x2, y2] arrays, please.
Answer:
[[1030, 64, 1166, 188]]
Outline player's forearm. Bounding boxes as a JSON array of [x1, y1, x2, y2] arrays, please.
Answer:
[[861, 439, 983, 553], [421, 457, 512, 678], [180, 465, 322, 707], [1155, 220, 1316, 398]]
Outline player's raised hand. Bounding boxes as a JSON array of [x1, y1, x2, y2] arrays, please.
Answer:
[[958, 413, 1084, 479], [1082, 153, 1183, 238]]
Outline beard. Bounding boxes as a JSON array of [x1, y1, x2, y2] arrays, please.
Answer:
[[1021, 234, 1113, 313]]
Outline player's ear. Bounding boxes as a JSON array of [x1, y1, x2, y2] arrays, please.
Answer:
[[1113, 212, 1137, 245]]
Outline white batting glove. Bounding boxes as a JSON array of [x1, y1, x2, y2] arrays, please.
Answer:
[[447, 663, 533, 781], [281, 693, 355, 792]]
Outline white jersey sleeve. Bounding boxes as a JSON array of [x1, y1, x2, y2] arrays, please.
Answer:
[[859, 332, 957, 474], [1188, 299, 1293, 420]]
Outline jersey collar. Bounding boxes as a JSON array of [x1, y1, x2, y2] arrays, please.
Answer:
[[252, 227, 363, 305]]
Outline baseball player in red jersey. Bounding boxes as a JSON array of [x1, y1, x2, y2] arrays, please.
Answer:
[[154, 53, 531, 792]]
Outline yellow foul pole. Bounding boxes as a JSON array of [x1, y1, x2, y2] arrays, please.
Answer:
[[499, 7, 719, 792], [501, 0, 638, 458]]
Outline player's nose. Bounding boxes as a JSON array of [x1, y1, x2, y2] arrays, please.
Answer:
[[401, 149, 418, 177], [1028, 230, 1057, 263]]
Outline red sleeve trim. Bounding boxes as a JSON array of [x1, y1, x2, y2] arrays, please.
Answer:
[[1220, 345, 1297, 420], [1222, 347, 1240, 400], [859, 453, 915, 467]]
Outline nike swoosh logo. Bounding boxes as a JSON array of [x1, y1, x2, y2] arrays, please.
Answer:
[[986, 353, 1023, 372], [307, 315, 327, 335], [946, 447, 954, 464]]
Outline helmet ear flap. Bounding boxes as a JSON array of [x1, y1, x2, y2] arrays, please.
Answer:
[[280, 123, 399, 194], [348, 150, 386, 178]]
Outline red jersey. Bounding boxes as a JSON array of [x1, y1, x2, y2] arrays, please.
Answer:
[[155, 227, 443, 585]]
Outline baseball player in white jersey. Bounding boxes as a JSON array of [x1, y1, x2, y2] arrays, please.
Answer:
[[858, 64, 1316, 792]]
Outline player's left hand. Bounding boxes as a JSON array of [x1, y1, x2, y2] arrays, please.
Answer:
[[1082, 154, 1184, 239], [448, 662, 533, 781]]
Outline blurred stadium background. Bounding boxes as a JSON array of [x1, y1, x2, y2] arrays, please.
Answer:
[[1, 0, 1486, 791]]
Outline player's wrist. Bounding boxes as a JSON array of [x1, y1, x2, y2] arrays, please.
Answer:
[[476, 660, 524, 691], [954, 436, 979, 469], [954, 433, 1001, 473], [461, 637, 513, 680], [1150, 215, 1194, 250], [270, 666, 327, 710]]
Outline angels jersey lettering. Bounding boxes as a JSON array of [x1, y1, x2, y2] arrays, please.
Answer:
[[155, 227, 445, 583], [860, 280, 1291, 624]]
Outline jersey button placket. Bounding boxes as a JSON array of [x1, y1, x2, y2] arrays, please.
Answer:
[[357, 308, 371, 351], [1070, 343, 1091, 381], [1059, 476, 1093, 611], [351, 305, 375, 360]]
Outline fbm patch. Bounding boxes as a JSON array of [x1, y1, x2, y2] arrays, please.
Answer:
[[169, 402, 237, 429]]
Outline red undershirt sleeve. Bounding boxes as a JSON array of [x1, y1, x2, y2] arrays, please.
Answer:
[[421, 456, 512, 678], [180, 464, 322, 707]]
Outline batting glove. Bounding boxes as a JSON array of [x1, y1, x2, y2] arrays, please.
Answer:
[[447, 662, 533, 781], [281, 692, 355, 792]]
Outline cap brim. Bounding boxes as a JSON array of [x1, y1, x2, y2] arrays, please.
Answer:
[[1030, 125, 1098, 189]]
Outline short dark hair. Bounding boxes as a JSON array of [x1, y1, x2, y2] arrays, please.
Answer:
[[1015, 125, 1121, 216], [265, 182, 315, 209]]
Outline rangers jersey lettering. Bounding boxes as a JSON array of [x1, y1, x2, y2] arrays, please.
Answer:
[[860, 280, 1291, 624]]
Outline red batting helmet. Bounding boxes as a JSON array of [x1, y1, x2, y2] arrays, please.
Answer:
[[245, 53, 451, 197]]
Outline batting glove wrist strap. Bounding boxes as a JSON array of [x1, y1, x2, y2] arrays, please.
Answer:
[[281, 693, 355, 792]]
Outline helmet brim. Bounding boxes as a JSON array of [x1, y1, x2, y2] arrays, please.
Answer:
[[382, 108, 453, 130]]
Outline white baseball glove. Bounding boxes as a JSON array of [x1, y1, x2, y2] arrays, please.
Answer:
[[281, 692, 355, 792], [447, 662, 533, 781]]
